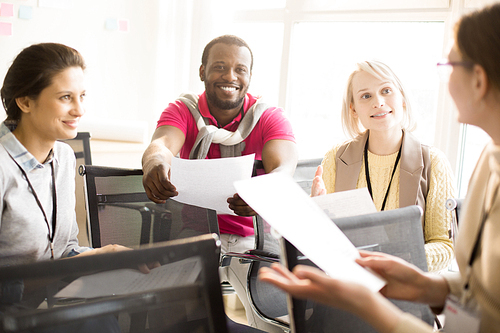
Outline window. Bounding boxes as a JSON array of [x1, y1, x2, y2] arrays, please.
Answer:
[[288, 21, 445, 158], [200, 0, 488, 195]]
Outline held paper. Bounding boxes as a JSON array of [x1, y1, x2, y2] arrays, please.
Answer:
[[170, 154, 255, 215], [311, 188, 376, 219], [234, 173, 386, 292], [55, 257, 202, 299]]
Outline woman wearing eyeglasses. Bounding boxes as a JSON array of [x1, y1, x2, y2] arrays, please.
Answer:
[[311, 59, 455, 272], [261, 3, 500, 332]]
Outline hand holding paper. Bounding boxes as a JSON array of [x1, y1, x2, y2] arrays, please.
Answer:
[[234, 172, 385, 292], [170, 154, 254, 215]]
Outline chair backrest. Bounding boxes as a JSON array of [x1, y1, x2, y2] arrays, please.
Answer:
[[62, 132, 92, 165], [246, 216, 290, 329], [286, 205, 434, 333], [79, 165, 219, 249], [60, 132, 93, 247], [0, 234, 228, 333], [293, 158, 323, 194]]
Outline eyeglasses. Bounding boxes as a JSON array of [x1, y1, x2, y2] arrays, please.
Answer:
[[436, 60, 475, 82]]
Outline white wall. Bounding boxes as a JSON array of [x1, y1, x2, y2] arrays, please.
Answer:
[[0, 0, 168, 146]]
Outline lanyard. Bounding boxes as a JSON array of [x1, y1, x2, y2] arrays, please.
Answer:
[[364, 140, 402, 211], [13, 159, 58, 260], [463, 174, 500, 292]]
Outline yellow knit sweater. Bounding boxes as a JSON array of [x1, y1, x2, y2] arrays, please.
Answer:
[[321, 143, 455, 272]]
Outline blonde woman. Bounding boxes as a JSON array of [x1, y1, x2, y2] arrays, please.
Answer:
[[312, 60, 455, 272]]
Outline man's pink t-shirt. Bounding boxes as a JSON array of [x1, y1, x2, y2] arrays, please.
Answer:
[[157, 92, 295, 237]]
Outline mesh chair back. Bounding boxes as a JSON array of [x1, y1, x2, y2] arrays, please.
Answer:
[[0, 235, 228, 333], [293, 158, 322, 194], [61, 132, 92, 165], [61, 132, 92, 247], [287, 205, 434, 333], [79, 165, 219, 249], [247, 216, 289, 327]]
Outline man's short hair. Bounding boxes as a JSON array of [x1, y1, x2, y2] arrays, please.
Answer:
[[201, 35, 253, 71]]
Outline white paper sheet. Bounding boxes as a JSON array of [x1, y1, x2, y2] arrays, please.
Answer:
[[234, 173, 386, 292], [55, 257, 202, 299], [311, 188, 376, 219], [170, 154, 255, 215]]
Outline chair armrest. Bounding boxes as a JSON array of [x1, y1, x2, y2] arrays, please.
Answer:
[[220, 249, 280, 267]]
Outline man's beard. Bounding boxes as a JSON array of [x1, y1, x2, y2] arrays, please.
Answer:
[[205, 89, 246, 110]]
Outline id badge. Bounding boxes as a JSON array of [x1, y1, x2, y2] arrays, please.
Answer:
[[443, 295, 480, 332]]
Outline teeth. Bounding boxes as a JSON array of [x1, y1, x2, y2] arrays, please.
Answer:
[[220, 86, 236, 92], [372, 112, 390, 117]]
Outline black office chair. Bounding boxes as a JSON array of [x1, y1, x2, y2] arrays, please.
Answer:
[[62, 132, 92, 165], [61, 132, 93, 246], [284, 205, 434, 333], [79, 165, 220, 248], [0, 234, 228, 333], [79, 165, 265, 333]]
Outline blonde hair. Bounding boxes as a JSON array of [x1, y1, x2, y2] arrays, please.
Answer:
[[341, 60, 416, 139]]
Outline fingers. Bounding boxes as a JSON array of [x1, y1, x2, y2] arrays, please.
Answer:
[[143, 164, 178, 203], [315, 165, 323, 178], [311, 178, 326, 197], [138, 263, 151, 274], [137, 261, 161, 274], [259, 264, 308, 294], [228, 193, 257, 216], [292, 265, 330, 283]]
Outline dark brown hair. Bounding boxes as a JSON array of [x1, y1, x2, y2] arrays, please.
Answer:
[[455, 3, 500, 90], [1, 43, 86, 121]]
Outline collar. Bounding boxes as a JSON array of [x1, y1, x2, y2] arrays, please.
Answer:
[[198, 92, 256, 128], [0, 121, 57, 173], [338, 130, 423, 174]]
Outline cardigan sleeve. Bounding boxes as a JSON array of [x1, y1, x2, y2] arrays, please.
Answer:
[[423, 147, 455, 272], [321, 144, 342, 194]]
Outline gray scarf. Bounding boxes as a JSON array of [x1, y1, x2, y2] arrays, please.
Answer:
[[178, 92, 268, 159]]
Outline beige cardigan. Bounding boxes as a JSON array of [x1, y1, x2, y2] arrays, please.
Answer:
[[334, 130, 431, 228], [394, 142, 500, 332]]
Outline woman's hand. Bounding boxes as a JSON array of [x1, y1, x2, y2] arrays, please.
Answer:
[[356, 251, 449, 307], [259, 263, 372, 313], [77, 244, 160, 274], [311, 165, 327, 197], [259, 263, 404, 333]]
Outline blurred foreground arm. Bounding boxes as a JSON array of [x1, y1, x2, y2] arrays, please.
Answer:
[[259, 251, 450, 333]]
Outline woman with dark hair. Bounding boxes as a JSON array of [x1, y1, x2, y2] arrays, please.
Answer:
[[260, 3, 500, 332], [0, 43, 130, 317]]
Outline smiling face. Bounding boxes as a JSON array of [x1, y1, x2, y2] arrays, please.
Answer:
[[350, 70, 405, 136], [17, 66, 86, 144], [200, 43, 252, 116]]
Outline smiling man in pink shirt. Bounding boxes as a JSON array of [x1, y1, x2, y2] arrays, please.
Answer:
[[142, 35, 297, 331]]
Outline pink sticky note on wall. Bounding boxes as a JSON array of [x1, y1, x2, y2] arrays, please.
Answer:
[[0, 3, 14, 17], [0, 21, 12, 36], [118, 19, 129, 32]]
